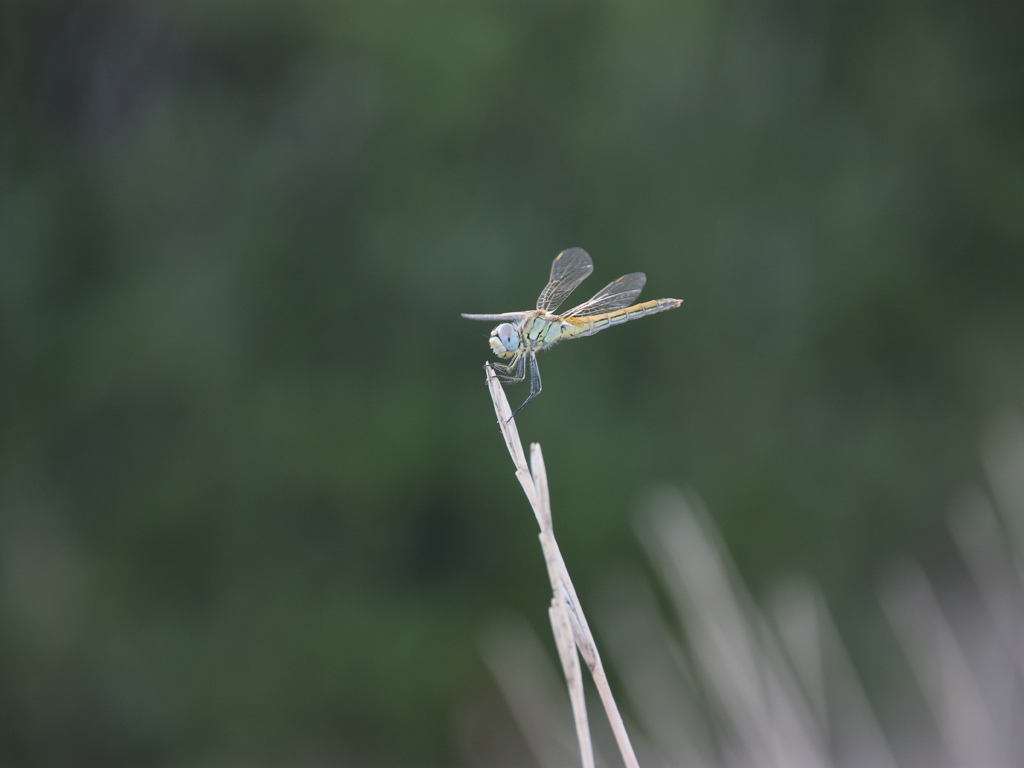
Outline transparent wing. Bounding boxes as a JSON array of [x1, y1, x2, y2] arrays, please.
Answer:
[[535, 248, 594, 313], [461, 311, 530, 322], [564, 272, 647, 317]]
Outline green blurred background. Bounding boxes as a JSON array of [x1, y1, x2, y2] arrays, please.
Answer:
[[2, 0, 1022, 765]]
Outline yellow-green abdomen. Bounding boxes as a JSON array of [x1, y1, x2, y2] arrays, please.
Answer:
[[565, 298, 683, 337]]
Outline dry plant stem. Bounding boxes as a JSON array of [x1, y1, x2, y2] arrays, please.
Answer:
[[881, 562, 1011, 768], [483, 363, 640, 768]]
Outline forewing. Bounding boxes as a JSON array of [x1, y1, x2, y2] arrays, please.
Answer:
[[564, 272, 647, 317], [461, 311, 530, 322], [535, 248, 594, 312]]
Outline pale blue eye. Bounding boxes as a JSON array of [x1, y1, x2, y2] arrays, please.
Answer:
[[495, 323, 518, 352]]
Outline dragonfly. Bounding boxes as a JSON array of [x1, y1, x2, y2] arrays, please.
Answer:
[[463, 248, 683, 418]]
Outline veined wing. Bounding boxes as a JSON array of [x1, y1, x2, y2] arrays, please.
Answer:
[[461, 311, 530, 321], [535, 248, 594, 313], [564, 272, 647, 317]]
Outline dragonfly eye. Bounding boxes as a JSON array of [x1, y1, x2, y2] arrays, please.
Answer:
[[490, 323, 519, 356]]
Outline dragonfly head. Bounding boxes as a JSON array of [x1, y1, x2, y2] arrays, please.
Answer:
[[488, 323, 519, 359]]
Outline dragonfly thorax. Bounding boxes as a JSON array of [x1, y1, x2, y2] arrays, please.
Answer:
[[488, 323, 520, 358]]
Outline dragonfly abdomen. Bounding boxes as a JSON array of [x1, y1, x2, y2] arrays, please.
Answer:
[[568, 297, 683, 337]]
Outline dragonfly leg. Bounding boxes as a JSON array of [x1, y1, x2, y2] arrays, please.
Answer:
[[509, 354, 542, 420], [490, 354, 526, 385]]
